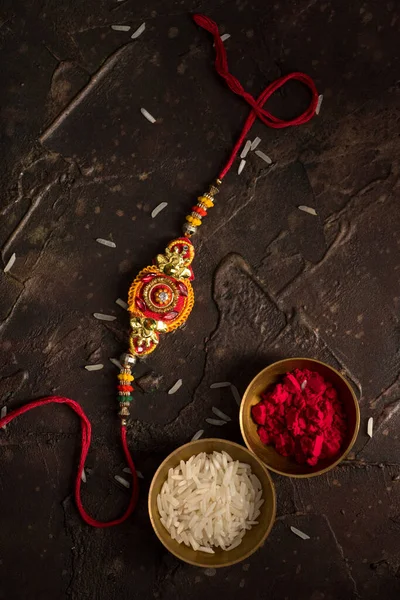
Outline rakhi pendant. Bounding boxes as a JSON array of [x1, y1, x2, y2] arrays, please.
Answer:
[[117, 181, 221, 423]]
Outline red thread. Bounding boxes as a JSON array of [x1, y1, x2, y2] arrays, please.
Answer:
[[0, 396, 138, 528], [193, 14, 319, 180]]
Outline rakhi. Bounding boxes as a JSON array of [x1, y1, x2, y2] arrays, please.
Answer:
[[0, 15, 318, 527]]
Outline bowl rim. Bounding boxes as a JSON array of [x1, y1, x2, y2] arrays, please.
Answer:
[[148, 437, 277, 568], [239, 357, 361, 478]]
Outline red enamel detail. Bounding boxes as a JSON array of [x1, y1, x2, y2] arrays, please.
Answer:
[[142, 273, 158, 283], [135, 297, 146, 312], [177, 282, 188, 296], [163, 311, 179, 321]]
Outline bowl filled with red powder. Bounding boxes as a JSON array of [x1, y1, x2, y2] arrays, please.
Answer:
[[240, 358, 360, 477]]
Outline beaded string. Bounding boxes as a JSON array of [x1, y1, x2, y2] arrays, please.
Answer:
[[0, 14, 318, 527]]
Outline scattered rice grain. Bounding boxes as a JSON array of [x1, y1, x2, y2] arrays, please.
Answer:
[[212, 407, 231, 422], [301, 379, 307, 391], [191, 429, 204, 441], [316, 94, 323, 115], [238, 159, 246, 175], [230, 384, 242, 406], [84, 364, 104, 371], [205, 418, 227, 426], [81, 468, 86, 483], [1, 406, 7, 430], [131, 22, 146, 39], [367, 417, 373, 438], [255, 150, 272, 164], [220, 33, 231, 42], [210, 382, 231, 389], [298, 205, 317, 216], [250, 137, 261, 150], [114, 475, 130, 488], [93, 313, 117, 321], [168, 378, 183, 394], [109, 357, 122, 369], [96, 238, 116, 248], [141, 107, 156, 123], [3, 253, 16, 273], [151, 202, 168, 218], [111, 25, 131, 32], [240, 140, 252, 159], [115, 298, 128, 309], [290, 526, 310, 540]]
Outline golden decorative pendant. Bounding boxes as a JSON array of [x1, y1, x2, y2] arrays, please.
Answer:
[[127, 238, 195, 356]]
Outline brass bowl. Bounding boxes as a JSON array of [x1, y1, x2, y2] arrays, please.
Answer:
[[148, 438, 276, 568], [240, 358, 360, 478]]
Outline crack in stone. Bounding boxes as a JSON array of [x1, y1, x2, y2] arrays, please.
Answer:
[[321, 513, 360, 598]]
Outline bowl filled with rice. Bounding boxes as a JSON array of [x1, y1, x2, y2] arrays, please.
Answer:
[[148, 438, 276, 567], [240, 357, 360, 478]]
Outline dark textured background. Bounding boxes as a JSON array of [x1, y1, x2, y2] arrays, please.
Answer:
[[0, 1, 399, 598]]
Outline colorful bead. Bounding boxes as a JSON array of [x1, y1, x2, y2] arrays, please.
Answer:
[[198, 195, 214, 208], [192, 205, 207, 217], [119, 395, 133, 403], [186, 215, 202, 227], [120, 353, 137, 367], [118, 373, 134, 381], [183, 222, 197, 236], [117, 384, 134, 392]]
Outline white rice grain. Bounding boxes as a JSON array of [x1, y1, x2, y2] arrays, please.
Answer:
[[114, 475, 130, 488], [250, 137, 261, 150], [96, 238, 116, 248], [220, 33, 231, 42], [301, 379, 308, 391], [205, 418, 227, 426], [141, 107, 156, 123], [109, 357, 122, 369], [81, 468, 87, 483], [131, 22, 146, 39], [230, 384, 242, 406], [3, 253, 16, 273], [151, 202, 168, 218], [84, 364, 104, 371], [367, 417, 373, 438], [115, 298, 128, 309], [1, 406, 7, 430], [298, 205, 317, 216], [316, 94, 324, 115], [290, 526, 310, 540], [255, 150, 272, 164], [240, 140, 252, 159], [111, 25, 131, 32], [212, 407, 231, 422], [168, 379, 183, 395], [210, 382, 231, 389], [191, 429, 204, 442], [238, 159, 246, 175], [93, 313, 117, 321]]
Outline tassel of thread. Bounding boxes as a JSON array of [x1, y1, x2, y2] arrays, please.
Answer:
[[192, 14, 319, 180], [0, 396, 139, 528]]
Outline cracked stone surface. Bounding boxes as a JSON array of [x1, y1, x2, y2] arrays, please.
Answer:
[[1, 0, 400, 598]]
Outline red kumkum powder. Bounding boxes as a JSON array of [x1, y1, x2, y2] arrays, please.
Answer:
[[251, 368, 347, 466]]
